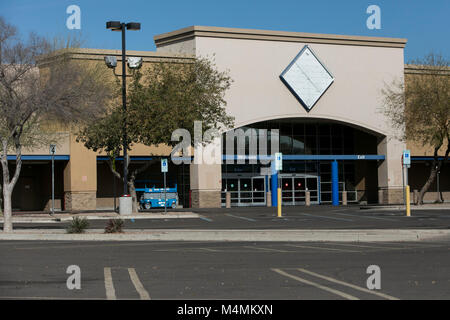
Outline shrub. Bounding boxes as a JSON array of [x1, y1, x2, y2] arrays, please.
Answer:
[[104, 219, 124, 233], [66, 217, 89, 234]]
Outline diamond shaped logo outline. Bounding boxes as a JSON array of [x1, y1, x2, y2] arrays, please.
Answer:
[[280, 45, 335, 112]]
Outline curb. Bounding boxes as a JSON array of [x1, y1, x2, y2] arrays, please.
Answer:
[[58, 213, 200, 221], [1, 229, 450, 242], [0, 213, 200, 223]]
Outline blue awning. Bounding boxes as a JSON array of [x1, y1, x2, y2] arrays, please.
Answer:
[[7, 155, 70, 161]]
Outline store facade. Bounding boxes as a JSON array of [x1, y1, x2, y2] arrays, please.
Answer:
[[155, 26, 407, 207], [14, 26, 447, 211]]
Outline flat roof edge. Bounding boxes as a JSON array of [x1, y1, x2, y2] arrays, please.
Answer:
[[37, 48, 194, 66], [154, 26, 407, 48]]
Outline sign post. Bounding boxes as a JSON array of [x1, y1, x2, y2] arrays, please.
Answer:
[[403, 150, 411, 217], [161, 158, 168, 214], [50, 144, 56, 216], [275, 153, 283, 218]]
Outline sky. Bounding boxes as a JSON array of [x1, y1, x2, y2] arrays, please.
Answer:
[[0, 0, 448, 62]]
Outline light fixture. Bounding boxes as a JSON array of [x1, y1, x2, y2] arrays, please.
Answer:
[[106, 21, 122, 30], [127, 57, 143, 69], [126, 22, 141, 31], [104, 56, 117, 68]]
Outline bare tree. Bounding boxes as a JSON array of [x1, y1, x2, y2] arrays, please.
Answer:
[[0, 17, 114, 232], [382, 53, 449, 205]]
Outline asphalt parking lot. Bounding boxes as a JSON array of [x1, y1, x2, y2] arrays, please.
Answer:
[[0, 239, 449, 300], [5, 206, 450, 230]]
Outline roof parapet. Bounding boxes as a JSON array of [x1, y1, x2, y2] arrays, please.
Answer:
[[154, 26, 407, 48]]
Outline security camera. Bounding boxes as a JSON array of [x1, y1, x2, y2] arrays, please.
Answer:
[[104, 56, 117, 68], [127, 57, 143, 69]]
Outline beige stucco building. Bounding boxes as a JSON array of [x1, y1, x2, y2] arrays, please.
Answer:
[[8, 26, 449, 211]]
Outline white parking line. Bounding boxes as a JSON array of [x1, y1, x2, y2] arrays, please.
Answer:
[[285, 244, 360, 253], [225, 214, 257, 222], [299, 213, 353, 222], [295, 268, 399, 300], [328, 211, 396, 221], [128, 268, 151, 300], [104, 267, 116, 300], [272, 268, 359, 300], [323, 242, 407, 251], [244, 246, 289, 253], [197, 247, 222, 252]]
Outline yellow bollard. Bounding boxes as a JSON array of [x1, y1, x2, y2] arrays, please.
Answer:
[[277, 187, 282, 218], [406, 185, 411, 217]]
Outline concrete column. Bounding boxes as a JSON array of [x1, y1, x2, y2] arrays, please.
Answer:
[[305, 191, 311, 206], [378, 189, 384, 204], [189, 136, 222, 208], [342, 190, 347, 206], [64, 134, 97, 211], [377, 136, 406, 204], [225, 192, 231, 208], [266, 191, 271, 207]]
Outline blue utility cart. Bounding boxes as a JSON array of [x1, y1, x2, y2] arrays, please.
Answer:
[[136, 184, 178, 210]]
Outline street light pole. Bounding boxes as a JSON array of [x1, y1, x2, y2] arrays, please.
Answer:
[[106, 21, 141, 196], [121, 23, 128, 196]]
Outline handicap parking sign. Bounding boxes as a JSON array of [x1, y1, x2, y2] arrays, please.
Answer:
[[161, 158, 168, 172], [403, 150, 411, 166], [275, 153, 283, 171]]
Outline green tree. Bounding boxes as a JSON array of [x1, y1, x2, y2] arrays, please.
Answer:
[[77, 57, 234, 211], [382, 53, 449, 204]]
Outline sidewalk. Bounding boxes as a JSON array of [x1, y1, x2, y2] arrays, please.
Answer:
[[0, 211, 199, 223]]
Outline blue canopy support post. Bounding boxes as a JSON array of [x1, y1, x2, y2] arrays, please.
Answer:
[[265, 175, 269, 204], [332, 160, 339, 206], [271, 172, 278, 207]]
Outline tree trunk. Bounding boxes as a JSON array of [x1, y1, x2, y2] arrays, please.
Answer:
[[1, 139, 12, 232], [0, 182, 3, 216], [418, 141, 449, 205], [2, 187, 12, 232], [128, 160, 156, 213], [107, 156, 156, 213], [1, 138, 23, 232], [128, 180, 139, 213], [418, 165, 438, 205]]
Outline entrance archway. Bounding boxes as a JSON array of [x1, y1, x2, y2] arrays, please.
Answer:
[[221, 118, 384, 206]]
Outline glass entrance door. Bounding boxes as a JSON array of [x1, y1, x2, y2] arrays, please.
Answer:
[[252, 177, 266, 205], [280, 174, 319, 205], [222, 175, 267, 206], [294, 177, 305, 204]]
